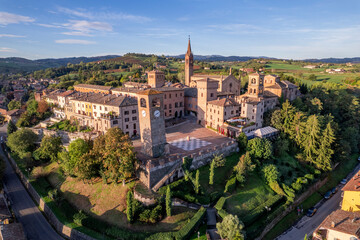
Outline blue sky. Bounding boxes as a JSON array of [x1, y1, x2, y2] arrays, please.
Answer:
[[0, 0, 359, 59]]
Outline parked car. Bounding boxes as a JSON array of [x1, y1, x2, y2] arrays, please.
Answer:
[[340, 179, 347, 185], [324, 191, 333, 199], [306, 207, 317, 217], [358, 156, 360, 161], [331, 187, 338, 194]]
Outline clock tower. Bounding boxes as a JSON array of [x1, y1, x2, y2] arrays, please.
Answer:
[[137, 89, 167, 158]]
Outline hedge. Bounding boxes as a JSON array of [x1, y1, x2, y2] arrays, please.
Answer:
[[218, 209, 229, 219], [146, 207, 207, 240], [224, 177, 237, 193], [214, 197, 226, 211]]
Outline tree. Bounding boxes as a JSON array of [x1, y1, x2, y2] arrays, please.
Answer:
[[236, 132, 248, 152], [308, 74, 317, 81], [302, 115, 320, 164], [166, 186, 172, 217], [194, 170, 200, 194], [37, 100, 49, 114], [126, 190, 133, 223], [16, 111, 32, 127], [7, 100, 21, 110], [209, 160, 215, 185], [262, 164, 279, 184], [7, 120, 17, 135], [33, 135, 62, 162], [234, 152, 255, 184], [316, 122, 335, 171], [62, 138, 91, 175], [7, 128, 37, 158], [93, 127, 136, 182], [26, 99, 38, 115], [216, 214, 245, 240], [75, 152, 101, 180], [247, 138, 272, 160], [213, 154, 226, 168]]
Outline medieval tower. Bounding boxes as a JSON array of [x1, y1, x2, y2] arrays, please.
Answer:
[[137, 89, 167, 158], [248, 72, 264, 97], [184, 37, 193, 86], [196, 78, 218, 126]]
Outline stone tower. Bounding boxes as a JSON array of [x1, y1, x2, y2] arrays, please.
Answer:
[[185, 37, 193, 86], [248, 73, 264, 97], [148, 70, 165, 88], [137, 89, 166, 158], [196, 78, 218, 126]]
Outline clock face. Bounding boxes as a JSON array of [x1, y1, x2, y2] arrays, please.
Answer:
[[142, 110, 146, 117], [154, 110, 160, 118]]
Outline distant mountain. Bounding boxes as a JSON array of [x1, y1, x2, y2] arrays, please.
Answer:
[[0, 55, 120, 74], [170, 54, 269, 62], [305, 57, 360, 63]]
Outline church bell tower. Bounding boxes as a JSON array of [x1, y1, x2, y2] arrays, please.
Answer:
[[185, 37, 194, 86]]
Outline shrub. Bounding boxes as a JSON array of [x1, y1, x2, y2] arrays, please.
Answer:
[[269, 181, 285, 195], [48, 189, 59, 201], [292, 182, 302, 192], [139, 205, 163, 224], [314, 169, 321, 175], [282, 184, 295, 202], [305, 174, 314, 181], [224, 177, 236, 193], [174, 207, 206, 240], [73, 210, 87, 226], [262, 164, 279, 184], [215, 197, 226, 211]]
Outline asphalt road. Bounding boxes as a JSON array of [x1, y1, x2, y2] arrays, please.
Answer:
[[277, 163, 360, 240], [0, 123, 63, 240]]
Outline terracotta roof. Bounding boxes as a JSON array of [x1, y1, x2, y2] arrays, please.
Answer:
[[281, 80, 298, 88], [137, 89, 163, 95], [317, 209, 360, 238], [184, 88, 197, 98], [153, 87, 184, 92], [112, 87, 142, 93], [74, 84, 112, 91], [207, 98, 239, 107], [263, 90, 279, 98], [6, 109, 25, 116], [342, 170, 360, 192], [58, 90, 75, 97]]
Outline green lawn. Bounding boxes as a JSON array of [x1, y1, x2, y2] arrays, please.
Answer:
[[189, 224, 207, 240], [265, 63, 305, 71]]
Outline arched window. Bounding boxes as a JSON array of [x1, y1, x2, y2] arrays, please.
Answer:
[[229, 83, 233, 91], [251, 78, 256, 84], [140, 98, 146, 108], [152, 97, 160, 107]]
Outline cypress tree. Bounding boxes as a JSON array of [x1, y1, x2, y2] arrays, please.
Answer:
[[166, 186, 172, 217], [195, 170, 200, 194], [126, 190, 133, 223], [209, 160, 215, 185], [302, 115, 320, 164]]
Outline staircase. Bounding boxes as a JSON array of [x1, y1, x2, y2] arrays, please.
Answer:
[[151, 162, 181, 192]]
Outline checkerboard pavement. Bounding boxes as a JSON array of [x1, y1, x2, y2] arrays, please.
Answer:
[[168, 137, 211, 151]]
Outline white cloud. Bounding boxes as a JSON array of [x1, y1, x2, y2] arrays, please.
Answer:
[[55, 39, 96, 44], [0, 12, 35, 25], [57, 6, 151, 23], [0, 47, 16, 52], [39, 20, 112, 36], [0, 34, 25, 38]]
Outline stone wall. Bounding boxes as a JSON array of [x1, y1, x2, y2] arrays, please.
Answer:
[[31, 128, 99, 144], [133, 190, 157, 206], [6, 152, 96, 240], [142, 140, 239, 189]]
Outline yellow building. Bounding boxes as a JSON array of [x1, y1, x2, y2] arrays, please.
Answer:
[[85, 102, 93, 117], [341, 173, 360, 212]]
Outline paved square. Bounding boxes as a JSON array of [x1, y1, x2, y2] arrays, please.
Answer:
[[169, 137, 211, 151]]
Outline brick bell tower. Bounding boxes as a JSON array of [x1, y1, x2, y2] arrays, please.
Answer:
[[248, 72, 264, 97], [185, 36, 193, 87], [137, 89, 167, 158]]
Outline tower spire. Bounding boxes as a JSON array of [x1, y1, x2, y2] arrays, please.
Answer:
[[187, 35, 192, 55]]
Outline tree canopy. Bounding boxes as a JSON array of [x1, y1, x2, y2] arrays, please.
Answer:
[[7, 129, 37, 158]]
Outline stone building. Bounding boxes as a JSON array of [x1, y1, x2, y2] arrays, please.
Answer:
[[196, 78, 218, 125], [205, 98, 240, 130], [74, 84, 112, 94], [264, 74, 300, 101], [147, 70, 165, 88]]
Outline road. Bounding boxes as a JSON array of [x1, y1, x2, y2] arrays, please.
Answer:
[[0, 123, 63, 240], [277, 163, 360, 240]]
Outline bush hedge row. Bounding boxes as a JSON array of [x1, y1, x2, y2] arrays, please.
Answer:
[[224, 176, 236, 193], [146, 207, 207, 240]]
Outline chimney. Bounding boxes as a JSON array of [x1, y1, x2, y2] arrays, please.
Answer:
[[331, 221, 335, 228]]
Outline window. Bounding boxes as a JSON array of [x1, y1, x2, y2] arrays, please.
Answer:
[[126, 125, 129, 129], [210, 115, 212, 119], [105, 107, 108, 111], [133, 123, 136, 129], [169, 94, 171, 99], [180, 93, 183, 97], [100, 106, 102, 110], [126, 132, 129, 135], [132, 116, 137, 121], [82, 104, 84, 108], [210, 93, 214, 97], [125, 118, 129, 122], [231, 110, 234, 114], [169, 104, 172, 109], [252, 116, 254, 119], [140, 98, 146, 107], [152, 98, 160, 107], [176, 93, 178, 97], [132, 110, 136, 114], [165, 112, 167, 117], [164, 94, 167, 99], [113, 120, 118, 124], [175, 102, 178, 108], [201, 93, 203, 97], [94, 105, 96, 109], [180, 102, 183, 107], [225, 112, 226, 116], [164, 104, 167, 110], [124, 111, 129, 115]]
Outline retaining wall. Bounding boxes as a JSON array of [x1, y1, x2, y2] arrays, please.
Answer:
[[6, 152, 96, 240], [133, 190, 157, 206]]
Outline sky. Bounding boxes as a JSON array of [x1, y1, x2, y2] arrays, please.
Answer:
[[0, 0, 360, 60]]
